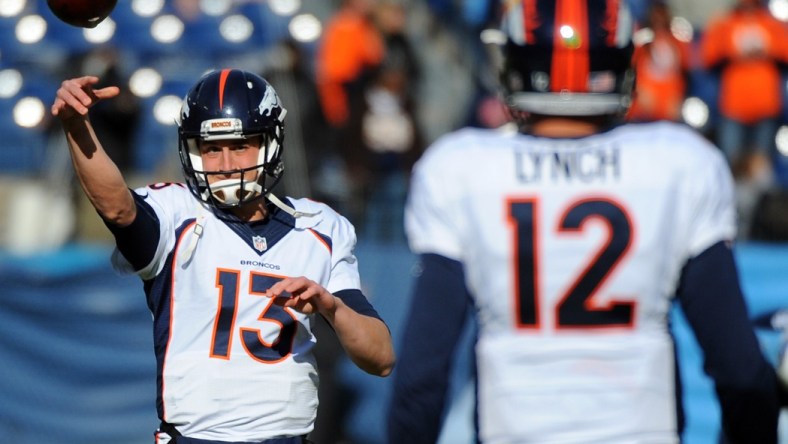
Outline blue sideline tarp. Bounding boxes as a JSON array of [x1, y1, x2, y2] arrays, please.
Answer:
[[0, 242, 786, 444]]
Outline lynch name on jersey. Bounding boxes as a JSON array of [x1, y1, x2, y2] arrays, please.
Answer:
[[514, 142, 621, 184]]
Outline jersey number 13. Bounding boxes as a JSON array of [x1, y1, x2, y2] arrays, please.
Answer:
[[211, 269, 296, 363]]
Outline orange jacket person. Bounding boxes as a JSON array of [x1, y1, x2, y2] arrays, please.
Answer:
[[628, 2, 692, 122], [700, 0, 788, 162]]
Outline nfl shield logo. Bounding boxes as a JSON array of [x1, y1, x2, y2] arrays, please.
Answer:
[[253, 235, 267, 252]]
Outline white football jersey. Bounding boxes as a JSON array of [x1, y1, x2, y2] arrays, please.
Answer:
[[111, 183, 361, 441], [405, 121, 736, 444]]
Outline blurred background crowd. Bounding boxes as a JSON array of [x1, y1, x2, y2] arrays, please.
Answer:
[[2, 0, 788, 253], [2, 0, 788, 443]]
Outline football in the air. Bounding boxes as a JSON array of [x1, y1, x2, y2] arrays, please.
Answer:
[[46, 0, 118, 28]]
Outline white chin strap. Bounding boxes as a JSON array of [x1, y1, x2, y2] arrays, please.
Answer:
[[202, 178, 263, 206], [266, 193, 320, 219]]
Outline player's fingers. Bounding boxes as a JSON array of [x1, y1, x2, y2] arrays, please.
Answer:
[[271, 295, 296, 308], [55, 93, 89, 116], [293, 285, 319, 301], [51, 97, 66, 116], [282, 277, 316, 295], [281, 297, 316, 314], [65, 75, 100, 91], [268, 276, 309, 295], [55, 83, 91, 116], [51, 93, 86, 119], [94, 86, 120, 100], [54, 77, 109, 116], [67, 76, 100, 103], [271, 296, 289, 307], [265, 278, 291, 297], [266, 277, 322, 307]]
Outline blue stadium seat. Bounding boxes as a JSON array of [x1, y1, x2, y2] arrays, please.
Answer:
[[0, 68, 57, 175], [132, 78, 195, 174], [0, 115, 47, 174], [132, 96, 174, 174]]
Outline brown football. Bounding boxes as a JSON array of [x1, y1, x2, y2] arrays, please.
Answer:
[[46, 0, 118, 28]]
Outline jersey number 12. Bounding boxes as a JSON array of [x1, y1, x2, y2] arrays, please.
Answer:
[[508, 197, 636, 330]]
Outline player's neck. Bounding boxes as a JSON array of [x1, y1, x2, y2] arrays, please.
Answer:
[[527, 115, 607, 138], [230, 199, 268, 222]]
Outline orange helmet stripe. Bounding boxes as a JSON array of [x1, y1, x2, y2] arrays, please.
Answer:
[[551, 0, 589, 92], [218, 68, 231, 110], [604, 0, 620, 46]]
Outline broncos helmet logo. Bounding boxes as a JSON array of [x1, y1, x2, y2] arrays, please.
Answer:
[[258, 85, 282, 119]]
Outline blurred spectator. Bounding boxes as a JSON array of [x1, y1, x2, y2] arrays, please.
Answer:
[[733, 147, 776, 239], [315, 0, 386, 224], [261, 39, 329, 200], [700, 0, 788, 238], [374, 1, 421, 89], [345, 0, 425, 242], [316, 0, 385, 129], [628, 1, 692, 122], [316, 0, 426, 241], [700, 0, 788, 165], [423, 0, 496, 103]]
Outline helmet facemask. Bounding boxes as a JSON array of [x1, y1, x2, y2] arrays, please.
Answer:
[[179, 120, 284, 209]]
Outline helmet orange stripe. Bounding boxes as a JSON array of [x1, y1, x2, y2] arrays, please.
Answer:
[[218, 68, 231, 110], [551, 0, 589, 92], [604, 0, 619, 46]]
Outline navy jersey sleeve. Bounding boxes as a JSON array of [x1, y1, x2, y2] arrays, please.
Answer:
[[334, 289, 383, 321], [387, 253, 472, 444], [676, 241, 780, 444], [103, 191, 160, 272]]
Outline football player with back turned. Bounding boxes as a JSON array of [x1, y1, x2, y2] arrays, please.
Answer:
[[387, 1, 782, 443], [51, 69, 395, 443]]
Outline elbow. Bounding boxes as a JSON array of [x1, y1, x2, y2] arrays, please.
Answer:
[[101, 211, 132, 227], [359, 349, 396, 377], [378, 353, 396, 377], [376, 334, 397, 377], [371, 356, 396, 378], [96, 197, 137, 227], [101, 209, 136, 227]]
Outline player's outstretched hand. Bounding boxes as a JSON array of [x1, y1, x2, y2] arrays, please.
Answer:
[[265, 277, 337, 316], [51, 76, 120, 121]]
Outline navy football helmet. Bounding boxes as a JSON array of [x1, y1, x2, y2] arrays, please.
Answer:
[[177, 69, 287, 208], [486, 0, 636, 117]]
